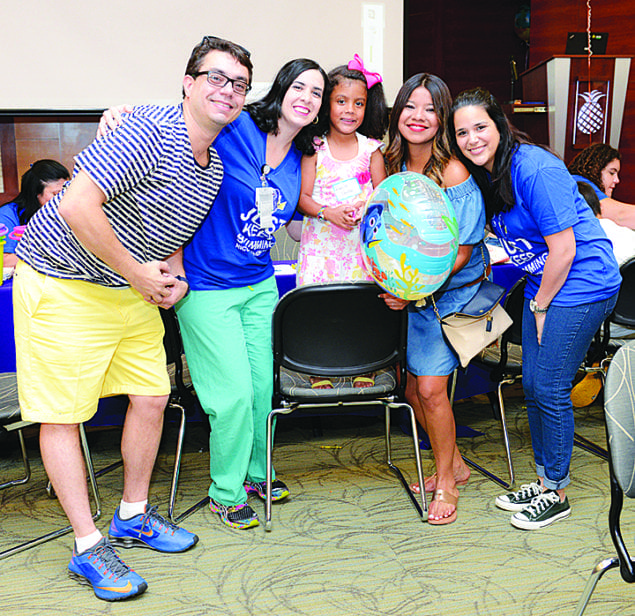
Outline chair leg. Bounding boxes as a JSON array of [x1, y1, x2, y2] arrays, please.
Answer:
[[265, 409, 278, 532], [167, 403, 186, 523], [0, 427, 31, 489], [461, 378, 515, 490], [572, 557, 619, 616], [0, 423, 101, 560], [385, 402, 426, 519]]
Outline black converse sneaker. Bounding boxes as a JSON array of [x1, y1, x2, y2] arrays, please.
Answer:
[[495, 481, 542, 511], [510, 491, 571, 530]]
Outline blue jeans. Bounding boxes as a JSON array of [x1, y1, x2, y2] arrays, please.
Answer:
[[522, 293, 618, 490]]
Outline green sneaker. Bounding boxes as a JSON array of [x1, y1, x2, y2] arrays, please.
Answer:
[[495, 481, 542, 512], [244, 479, 290, 502], [511, 491, 571, 530]]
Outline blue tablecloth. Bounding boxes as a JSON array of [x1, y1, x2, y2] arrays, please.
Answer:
[[0, 278, 15, 373]]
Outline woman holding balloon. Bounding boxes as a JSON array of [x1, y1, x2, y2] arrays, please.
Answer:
[[379, 73, 488, 525]]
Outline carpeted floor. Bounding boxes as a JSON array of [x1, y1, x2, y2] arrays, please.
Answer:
[[0, 391, 632, 615]]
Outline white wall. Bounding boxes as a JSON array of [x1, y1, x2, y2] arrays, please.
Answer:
[[1, 0, 403, 110]]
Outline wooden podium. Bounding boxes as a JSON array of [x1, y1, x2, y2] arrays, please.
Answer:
[[518, 55, 632, 161]]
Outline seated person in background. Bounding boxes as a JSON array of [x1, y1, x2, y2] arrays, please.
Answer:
[[568, 143, 635, 229], [0, 159, 69, 268], [577, 181, 634, 344]]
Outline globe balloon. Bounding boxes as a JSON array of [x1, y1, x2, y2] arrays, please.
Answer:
[[359, 172, 459, 300]]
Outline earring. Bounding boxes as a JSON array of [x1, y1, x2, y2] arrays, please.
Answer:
[[312, 116, 319, 125]]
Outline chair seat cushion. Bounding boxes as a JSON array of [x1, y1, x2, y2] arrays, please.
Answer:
[[0, 373, 21, 424], [280, 367, 396, 400]]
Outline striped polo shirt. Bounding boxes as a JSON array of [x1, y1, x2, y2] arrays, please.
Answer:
[[17, 104, 223, 287]]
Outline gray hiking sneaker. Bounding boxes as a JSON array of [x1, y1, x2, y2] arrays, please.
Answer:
[[510, 491, 571, 530], [495, 481, 542, 511]]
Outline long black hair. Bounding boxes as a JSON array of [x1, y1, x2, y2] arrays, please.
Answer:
[[449, 87, 533, 220], [2, 159, 70, 224], [246, 58, 330, 156]]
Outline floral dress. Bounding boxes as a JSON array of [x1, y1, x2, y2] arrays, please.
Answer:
[[296, 133, 382, 284]]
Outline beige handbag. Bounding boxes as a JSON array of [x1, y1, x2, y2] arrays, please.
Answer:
[[432, 247, 513, 368]]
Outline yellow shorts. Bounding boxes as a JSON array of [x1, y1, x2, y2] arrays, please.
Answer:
[[13, 261, 170, 424]]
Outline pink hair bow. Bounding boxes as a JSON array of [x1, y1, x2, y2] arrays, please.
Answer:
[[347, 54, 382, 88]]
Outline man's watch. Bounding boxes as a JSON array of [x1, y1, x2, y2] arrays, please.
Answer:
[[175, 275, 190, 297], [529, 298, 548, 314]]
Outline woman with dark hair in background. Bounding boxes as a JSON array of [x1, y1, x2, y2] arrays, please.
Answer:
[[0, 159, 69, 267], [568, 142, 635, 229], [450, 87, 620, 530]]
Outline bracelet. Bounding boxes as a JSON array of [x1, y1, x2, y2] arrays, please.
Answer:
[[317, 206, 327, 222], [174, 275, 190, 297]]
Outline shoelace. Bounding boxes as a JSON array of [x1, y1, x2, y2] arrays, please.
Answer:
[[140, 505, 179, 535], [90, 542, 131, 579], [512, 482, 540, 501], [523, 491, 560, 517]]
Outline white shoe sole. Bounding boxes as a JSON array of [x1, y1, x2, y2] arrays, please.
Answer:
[[495, 496, 532, 512], [510, 507, 571, 530]]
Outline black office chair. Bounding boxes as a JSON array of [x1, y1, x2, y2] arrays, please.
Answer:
[[265, 282, 426, 531], [0, 372, 101, 560], [160, 307, 209, 523], [466, 276, 526, 489], [574, 256, 635, 460], [573, 340, 635, 615]]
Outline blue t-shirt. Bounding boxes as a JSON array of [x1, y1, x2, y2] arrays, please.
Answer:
[[0, 202, 20, 253], [490, 144, 620, 305], [570, 174, 607, 201], [184, 111, 302, 290]]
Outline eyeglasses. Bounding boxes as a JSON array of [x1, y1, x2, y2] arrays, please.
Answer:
[[193, 71, 252, 96]]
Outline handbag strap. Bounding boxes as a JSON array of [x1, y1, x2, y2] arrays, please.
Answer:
[[430, 242, 490, 323]]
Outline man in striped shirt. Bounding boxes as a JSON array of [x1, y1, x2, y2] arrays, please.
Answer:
[[12, 36, 252, 601]]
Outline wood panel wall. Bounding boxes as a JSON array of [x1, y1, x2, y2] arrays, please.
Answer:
[[529, 0, 635, 203]]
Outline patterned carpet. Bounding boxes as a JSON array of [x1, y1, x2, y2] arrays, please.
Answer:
[[0, 391, 633, 615]]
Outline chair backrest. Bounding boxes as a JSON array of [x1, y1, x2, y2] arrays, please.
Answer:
[[613, 257, 635, 328], [604, 340, 635, 498], [272, 282, 406, 378], [501, 276, 527, 347]]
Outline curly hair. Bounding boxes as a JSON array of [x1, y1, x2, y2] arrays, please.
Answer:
[[568, 143, 620, 193], [384, 73, 453, 187]]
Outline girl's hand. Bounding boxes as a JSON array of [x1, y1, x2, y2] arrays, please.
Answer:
[[379, 293, 410, 311], [324, 204, 358, 230], [351, 200, 365, 223], [96, 104, 134, 138], [534, 312, 546, 345]]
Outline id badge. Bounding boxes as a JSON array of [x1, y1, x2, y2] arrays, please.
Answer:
[[256, 186, 275, 230], [332, 177, 362, 203]]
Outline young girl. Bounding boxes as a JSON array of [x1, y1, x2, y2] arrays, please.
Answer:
[[450, 88, 620, 530], [297, 55, 388, 287], [382, 74, 488, 525], [296, 56, 388, 390]]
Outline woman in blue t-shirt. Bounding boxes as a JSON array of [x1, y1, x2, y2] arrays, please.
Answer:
[[0, 159, 69, 267], [176, 58, 330, 530], [450, 88, 621, 531]]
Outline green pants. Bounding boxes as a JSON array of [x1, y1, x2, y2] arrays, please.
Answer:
[[176, 276, 279, 505]]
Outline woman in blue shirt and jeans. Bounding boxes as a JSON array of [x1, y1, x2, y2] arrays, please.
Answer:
[[450, 88, 620, 530]]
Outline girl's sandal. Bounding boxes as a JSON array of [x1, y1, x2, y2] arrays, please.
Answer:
[[410, 472, 469, 494]]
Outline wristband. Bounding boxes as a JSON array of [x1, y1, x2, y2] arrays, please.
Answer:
[[317, 206, 327, 222], [175, 275, 190, 297]]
